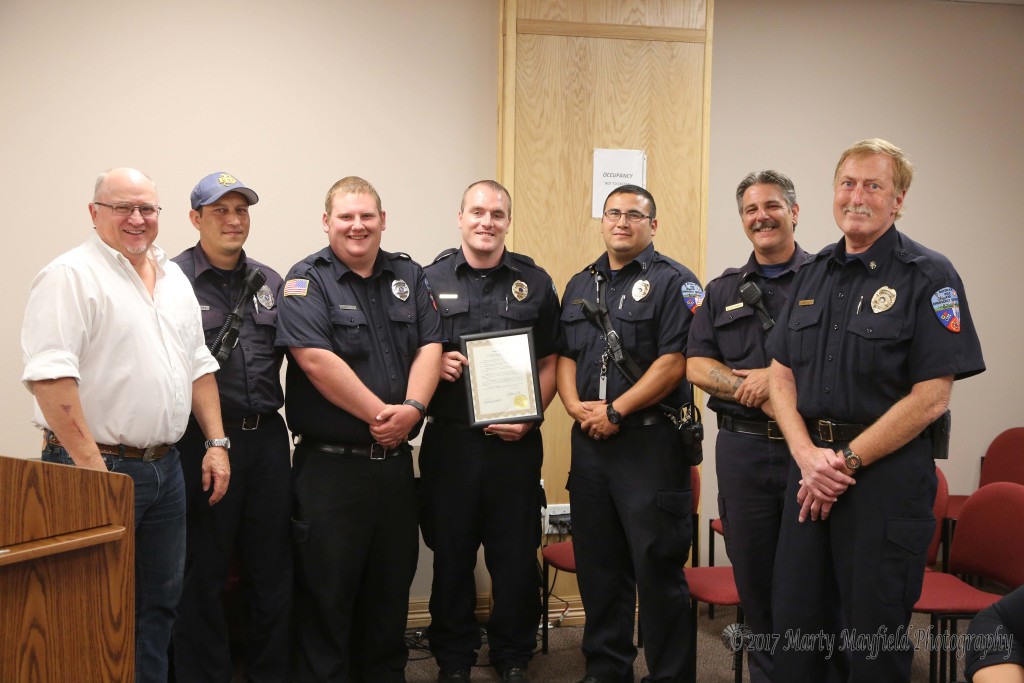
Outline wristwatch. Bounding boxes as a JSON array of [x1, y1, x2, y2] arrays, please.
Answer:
[[842, 446, 861, 471], [606, 403, 622, 425], [403, 399, 427, 418], [205, 437, 231, 450]]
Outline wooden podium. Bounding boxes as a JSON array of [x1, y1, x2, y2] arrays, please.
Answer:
[[0, 454, 135, 681]]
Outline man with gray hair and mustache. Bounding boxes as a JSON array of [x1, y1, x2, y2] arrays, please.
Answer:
[[766, 139, 985, 681], [687, 169, 812, 682]]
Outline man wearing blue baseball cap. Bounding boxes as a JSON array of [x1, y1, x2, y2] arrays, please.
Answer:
[[172, 172, 291, 683]]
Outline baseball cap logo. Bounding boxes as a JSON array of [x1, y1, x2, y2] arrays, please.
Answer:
[[218, 173, 238, 186]]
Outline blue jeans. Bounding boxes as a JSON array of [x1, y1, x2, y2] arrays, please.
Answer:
[[43, 443, 186, 683]]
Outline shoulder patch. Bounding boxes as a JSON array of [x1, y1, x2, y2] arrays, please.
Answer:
[[284, 278, 310, 297], [931, 287, 961, 333], [432, 248, 458, 264], [680, 281, 705, 313]]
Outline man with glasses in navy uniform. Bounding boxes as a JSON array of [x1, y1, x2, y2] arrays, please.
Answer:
[[171, 172, 291, 683], [557, 185, 701, 683], [21, 167, 230, 683]]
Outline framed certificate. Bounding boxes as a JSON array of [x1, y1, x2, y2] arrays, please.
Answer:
[[460, 327, 543, 428]]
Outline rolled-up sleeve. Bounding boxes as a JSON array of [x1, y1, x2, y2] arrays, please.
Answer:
[[22, 264, 87, 390]]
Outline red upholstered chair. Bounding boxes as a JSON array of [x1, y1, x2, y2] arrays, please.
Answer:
[[705, 518, 725, 618], [914, 482, 1024, 683], [684, 565, 744, 682], [943, 427, 1024, 567], [540, 467, 702, 654], [540, 539, 576, 653]]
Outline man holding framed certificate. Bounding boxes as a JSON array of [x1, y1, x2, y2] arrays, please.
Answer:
[[420, 180, 560, 683]]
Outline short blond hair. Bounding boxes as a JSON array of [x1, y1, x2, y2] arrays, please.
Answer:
[[834, 139, 913, 219], [324, 176, 382, 214]]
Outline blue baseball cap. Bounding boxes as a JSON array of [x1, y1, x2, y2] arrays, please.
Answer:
[[190, 172, 259, 210]]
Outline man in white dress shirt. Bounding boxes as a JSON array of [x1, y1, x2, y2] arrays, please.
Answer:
[[21, 167, 231, 683]]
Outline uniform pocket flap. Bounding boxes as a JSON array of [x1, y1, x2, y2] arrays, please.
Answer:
[[499, 303, 539, 322], [437, 297, 469, 317], [329, 307, 367, 327], [848, 315, 902, 340], [885, 517, 934, 554], [714, 304, 755, 328], [656, 489, 693, 519]]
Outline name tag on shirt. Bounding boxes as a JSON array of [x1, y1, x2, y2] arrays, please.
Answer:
[[438, 293, 459, 299]]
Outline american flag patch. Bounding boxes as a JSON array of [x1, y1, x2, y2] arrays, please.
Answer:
[[284, 279, 310, 297]]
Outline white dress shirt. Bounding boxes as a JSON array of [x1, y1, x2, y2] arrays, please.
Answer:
[[22, 232, 220, 447]]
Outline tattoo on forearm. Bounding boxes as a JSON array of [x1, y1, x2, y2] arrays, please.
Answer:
[[707, 367, 743, 400]]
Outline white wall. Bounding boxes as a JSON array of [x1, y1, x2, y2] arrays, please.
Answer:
[[2, 0, 1021, 585], [702, 0, 1024, 564], [0, 0, 498, 598]]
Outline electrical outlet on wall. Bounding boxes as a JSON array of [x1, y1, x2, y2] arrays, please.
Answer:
[[544, 503, 571, 536]]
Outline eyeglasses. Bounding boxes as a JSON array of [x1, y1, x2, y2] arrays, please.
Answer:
[[603, 209, 650, 224], [94, 202, 162, 217]]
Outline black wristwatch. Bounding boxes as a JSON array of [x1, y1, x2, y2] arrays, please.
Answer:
[[403, 399, 427, 418], [842, 446, 862, 471], [606, 403, 622, 425]]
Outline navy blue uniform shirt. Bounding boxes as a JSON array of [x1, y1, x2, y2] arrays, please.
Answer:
[[560, 242, 702, 407], [688, 245, 812, 419], [766, 227, 985, 424], [423, 247, 560, 422], [276, 247, 442, 443], [172, 245, 284, 418]]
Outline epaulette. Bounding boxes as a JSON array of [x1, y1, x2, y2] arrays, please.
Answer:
[[507, 251, 537, 267], [390, 252, 412, 260], [432, 248, 459, 264]]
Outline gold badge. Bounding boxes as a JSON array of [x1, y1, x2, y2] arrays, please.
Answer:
[[217, 173, 238, 186], [392, 279, 410, 301], [256, 284, 275, 309], [632, 280, 650, 301], [871, 286, 897, 313], [512, 280, 528, 302]]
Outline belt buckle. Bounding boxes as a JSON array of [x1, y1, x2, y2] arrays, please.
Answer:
[[241, 415, 260, 431], [767, 421, 785, 440], [142, 446, 158, 462], [818, 420, 835, 443], [369, 443, 387, 460]]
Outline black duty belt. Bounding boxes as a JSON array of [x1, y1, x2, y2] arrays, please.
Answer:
[[45, 430, 170, 462], [621, 410, 667, 428], [807, 419, 868, 443], [222, 413, 277, 431], [299, 437, 406, 460], [718, 414, 785, 440]]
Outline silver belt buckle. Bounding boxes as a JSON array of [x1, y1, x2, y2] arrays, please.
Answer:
[[241, 415, 260, 431], [143, 446, 159, 462], [818, 420, 835, 443], [767, 421, 785, 440], [370, 443, 387, 460]]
